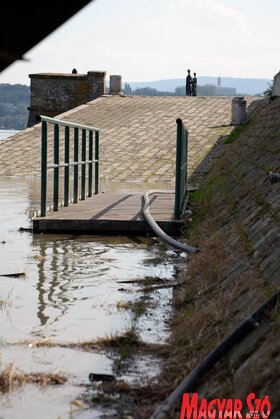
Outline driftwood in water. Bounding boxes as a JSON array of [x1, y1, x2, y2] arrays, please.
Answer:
[[1, 272, 25, 278]]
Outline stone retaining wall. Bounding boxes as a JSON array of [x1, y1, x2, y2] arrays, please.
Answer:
[[180, 96, 280, 412]]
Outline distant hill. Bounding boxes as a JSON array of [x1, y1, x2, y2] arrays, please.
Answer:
[[125, 77, 272, 95], [0, 83, 30, 129]]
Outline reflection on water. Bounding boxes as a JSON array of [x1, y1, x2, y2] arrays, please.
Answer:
[[0, 177, 174, 343], [30, 235, 173, 342]]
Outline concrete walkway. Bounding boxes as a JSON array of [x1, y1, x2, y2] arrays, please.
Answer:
[[0, 95, 257, 184]]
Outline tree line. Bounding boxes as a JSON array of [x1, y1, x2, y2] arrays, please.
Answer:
[[0, 83, 30, 130], [123, 83, 236, 96]]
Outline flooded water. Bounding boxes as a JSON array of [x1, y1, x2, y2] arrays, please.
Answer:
[[0, 176, 178, 418], [0, 130, 20, 141]]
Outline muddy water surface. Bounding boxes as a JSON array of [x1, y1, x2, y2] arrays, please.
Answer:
[[0, 177, 177, 418]]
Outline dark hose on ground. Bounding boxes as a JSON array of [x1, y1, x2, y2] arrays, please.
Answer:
[[150, 289, 280, 419], [142, 190, 198, 254]]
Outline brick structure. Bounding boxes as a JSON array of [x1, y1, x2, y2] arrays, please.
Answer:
[[27, 70, 106, 127]]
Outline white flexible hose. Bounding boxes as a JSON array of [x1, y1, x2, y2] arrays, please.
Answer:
[[142, 190, 198, 254]]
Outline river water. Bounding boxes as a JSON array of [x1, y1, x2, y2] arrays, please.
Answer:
[[0, 130, 19, 141], [0, 176, 179, 418]]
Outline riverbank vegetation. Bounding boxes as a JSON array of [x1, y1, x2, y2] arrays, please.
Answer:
[[157, 98, 280, 416]]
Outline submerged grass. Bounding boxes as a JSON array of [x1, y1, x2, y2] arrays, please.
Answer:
[[117, 299, 148, 319], [75, 328, 142, 359], [0, 362, 67, 393], [117, 278, 157, 322], [97, 329, 141, 349], [21, 338, 56, 348], [83, 377, 174, 419], [0, 289, 14, 310], [74, 328, 169, 360]]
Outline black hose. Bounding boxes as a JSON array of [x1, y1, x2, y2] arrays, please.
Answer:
[[150, 289, 280, 419]]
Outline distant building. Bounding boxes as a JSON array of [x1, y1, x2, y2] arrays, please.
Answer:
[[215, 75, 236, 96], [197, 84, 236, 96], [215, 86, 236, 96], [175, 75, 236, 97], [197, 76, 236, 96]]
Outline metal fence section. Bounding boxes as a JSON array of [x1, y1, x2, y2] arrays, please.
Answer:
[[40, 115, 100, 217], [175, 118, 188, 219]]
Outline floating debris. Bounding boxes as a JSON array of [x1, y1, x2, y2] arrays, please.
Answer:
[[26, 338, 55, 348], [0, 272, 25, 278], [89, 373, 116, 382]]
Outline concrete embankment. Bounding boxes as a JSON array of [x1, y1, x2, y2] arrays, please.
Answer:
[[0, 96, 252, 183], [162, 97, 280, 416]]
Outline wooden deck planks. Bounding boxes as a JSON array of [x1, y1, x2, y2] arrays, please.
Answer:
[[33, 192, 182, 235]]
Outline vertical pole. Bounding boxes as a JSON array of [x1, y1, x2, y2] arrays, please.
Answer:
[[81, 129, 86, 200], [73, 127, 79, 203], [88, 130, 93, 197], [185, 129, 188, 194], [180, 127, 186, 206], [41, 120, 48, 217], [53, 124, 59, 211], [175, 118, 182, 219], [94, 131, 99, 194], [64, 125, 69, 206]]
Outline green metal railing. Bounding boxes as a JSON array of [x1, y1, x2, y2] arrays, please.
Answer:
[[40, 115, 100, 217], [175, 118, 188, 219]]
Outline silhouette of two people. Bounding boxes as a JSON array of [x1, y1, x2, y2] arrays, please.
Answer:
[[185, 69, 197, 96]]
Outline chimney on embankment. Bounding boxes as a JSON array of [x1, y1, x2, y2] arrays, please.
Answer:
[[27, 70, 106, 127], [272, 70, 280, 96], [109, 75, 122, 95], [231, 96, 247, 125]]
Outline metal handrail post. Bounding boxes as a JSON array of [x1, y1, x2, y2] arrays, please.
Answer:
[[95, 131, 99, 194], [88, 130, 93, 197], [185, 129, 188, 195], [81, 129, 86, 200], [180, 127, 186, 205], [175, 118, 183, 219], [73, 127, 79, 203], [41, 121, 48, 217], [64, 126, 70, 206], [175, 118, 188, 219], [53, 124, 59, 211]]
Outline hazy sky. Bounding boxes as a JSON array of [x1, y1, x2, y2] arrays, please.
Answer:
[[0, 0, 279, 85]]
